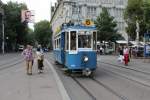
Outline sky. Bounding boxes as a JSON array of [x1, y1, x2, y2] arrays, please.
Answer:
[[2, 0, 57, 22]]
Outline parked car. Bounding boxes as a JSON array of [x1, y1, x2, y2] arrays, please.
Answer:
[[18, 45, 24, 51]]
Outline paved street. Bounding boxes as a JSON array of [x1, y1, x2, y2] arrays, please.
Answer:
[[0, 53, 150, 100], [0, 53, 62, 100]]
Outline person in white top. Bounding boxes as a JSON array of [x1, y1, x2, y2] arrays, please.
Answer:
[[36, 47, 44, 73], [123, 46, 129, 66]]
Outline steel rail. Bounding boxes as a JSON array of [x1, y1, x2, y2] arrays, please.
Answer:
[[71, 76, 97, 100], [0, 56, 22, 67], [98, 61, 150, 75], [98, 64, 150, 88], [0, 59, 24, 71], [91, 78, 129, 100]]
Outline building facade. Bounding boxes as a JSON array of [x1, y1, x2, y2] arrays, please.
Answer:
[[50, 0, 128, 40]]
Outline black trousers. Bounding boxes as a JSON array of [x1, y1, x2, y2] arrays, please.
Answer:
[[37, 59, 44, 70]]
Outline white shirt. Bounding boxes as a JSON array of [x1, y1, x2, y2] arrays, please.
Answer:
[[123, 48, 129, 54]]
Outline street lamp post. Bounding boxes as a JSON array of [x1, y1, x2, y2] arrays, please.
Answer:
[[0, 8, 4, 54], [2, 18, 4, 54], [1, 9, 4, 54]]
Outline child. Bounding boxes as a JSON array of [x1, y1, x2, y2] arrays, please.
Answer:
[[36, 48, 44, 73]]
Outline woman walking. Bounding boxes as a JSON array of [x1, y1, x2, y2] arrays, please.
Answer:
[[22, 45, 34, 75], [123, 46, 129, 66]]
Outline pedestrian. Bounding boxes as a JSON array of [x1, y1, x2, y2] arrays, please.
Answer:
[[100, 47, 103, 55], [117, 46, 124, 63], [22, 45, 34, 75], [119, 46, 123, 56], [36, 45, 44, 73], [123, 46, 129, 66]]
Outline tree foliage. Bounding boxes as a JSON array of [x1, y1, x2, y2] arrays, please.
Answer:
[[95, 7, 121, 42], [3, 1, 28, 50], [124, 0, 150, 40], [34, 20, 52, 47], [143, 1, 150, 32]]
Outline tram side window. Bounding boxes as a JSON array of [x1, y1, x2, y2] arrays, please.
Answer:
[[65, 32, 69, 50], [93, 32, 97, 50], [55, 40, 56, 49], [56, 39, 58, 48], [59, 39, 60, 48], [70, 31, 76, 50], [78, 35, 91, 48]]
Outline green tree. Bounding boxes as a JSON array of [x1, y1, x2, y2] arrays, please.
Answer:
[[95, 7, 120, 42], [26, 28, 35, 46], [3, 1, 28, 51], [124, 0, 146, 40], [143, 1, 150, 32], [34, 20, 52, 48]]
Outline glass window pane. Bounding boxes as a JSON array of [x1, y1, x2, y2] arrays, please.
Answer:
[[93, 32, 97, 50], [70, 31, 76, 50], [65, 32, 69, 50], [78, 34, 91, 48]]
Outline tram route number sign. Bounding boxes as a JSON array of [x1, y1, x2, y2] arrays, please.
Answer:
[[84, 19, 94, 26], [86, 19, 91, 25]]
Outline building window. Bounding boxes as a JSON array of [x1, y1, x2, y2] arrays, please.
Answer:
[[72, 5, 81, 15], [87, 6, 96, 17]]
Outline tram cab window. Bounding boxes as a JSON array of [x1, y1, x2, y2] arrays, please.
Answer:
[[93, 32, 97, 50], [78, 34, 91, 48], [70, 31, 77, 50], [65, 32, 69, 50]]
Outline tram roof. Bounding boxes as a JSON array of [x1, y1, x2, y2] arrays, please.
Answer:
[[62, 25, 96, 31]]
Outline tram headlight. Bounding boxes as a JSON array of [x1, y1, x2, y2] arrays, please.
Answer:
[[83, 56, 89, 62]]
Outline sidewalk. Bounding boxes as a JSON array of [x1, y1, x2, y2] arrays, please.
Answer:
[[0, 59, 68, 100], [98, 55, 150, 74]]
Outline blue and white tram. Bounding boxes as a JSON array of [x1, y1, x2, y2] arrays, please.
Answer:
[[53, 24, 97, 76]]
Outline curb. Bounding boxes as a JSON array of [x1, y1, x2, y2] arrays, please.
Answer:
[[45, 59, 71, 100]]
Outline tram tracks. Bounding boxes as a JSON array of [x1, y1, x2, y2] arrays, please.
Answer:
[[99, 61, 150, 75], [0, 57, 24, 71], [71, 76, 129, 100], [98, 61, 150, 88], [0, 56, 22, 67], [48, 56, 129, 100]]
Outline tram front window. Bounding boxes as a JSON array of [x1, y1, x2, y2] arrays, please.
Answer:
[[78, 35, 91, 48]]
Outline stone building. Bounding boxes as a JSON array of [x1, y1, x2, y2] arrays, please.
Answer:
[[50, 0, 128, 40]]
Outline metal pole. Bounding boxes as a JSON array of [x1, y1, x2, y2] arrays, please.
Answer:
[[2, 13, 4, 54], [2, 22, 4, 54]]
